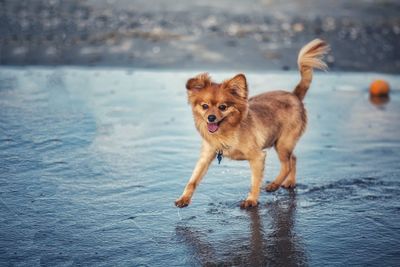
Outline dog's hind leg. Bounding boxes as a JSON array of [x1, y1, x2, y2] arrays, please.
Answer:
[[265, 140, 294, 192], [281, 154, 297, 189]]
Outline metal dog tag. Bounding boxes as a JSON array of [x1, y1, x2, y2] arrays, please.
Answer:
[[217, 151, 223, 164]]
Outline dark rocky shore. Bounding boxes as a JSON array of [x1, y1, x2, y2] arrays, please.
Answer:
[[1, 0, 400, 73]]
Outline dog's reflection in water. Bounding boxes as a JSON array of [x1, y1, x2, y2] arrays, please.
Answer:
[[176, 192, 307, 266]]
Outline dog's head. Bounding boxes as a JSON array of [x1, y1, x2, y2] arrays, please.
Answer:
[[186, 73, 249, 135]]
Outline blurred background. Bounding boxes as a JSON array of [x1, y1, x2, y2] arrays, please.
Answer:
[[1, 0, 400, 72]]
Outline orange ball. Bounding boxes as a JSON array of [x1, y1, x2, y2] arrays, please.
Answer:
[[369, 80, 390, 96]]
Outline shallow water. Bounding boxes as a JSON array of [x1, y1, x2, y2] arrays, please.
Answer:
[[0, 67, 399, 266]]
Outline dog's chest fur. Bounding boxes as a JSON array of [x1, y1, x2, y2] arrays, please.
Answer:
[[204, 131, 253, 161]]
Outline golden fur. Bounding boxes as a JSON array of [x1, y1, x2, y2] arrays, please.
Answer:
[[175, 39, 330, 208]]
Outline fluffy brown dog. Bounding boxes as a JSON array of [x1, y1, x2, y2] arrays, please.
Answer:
[[175, 39, 329, 209]]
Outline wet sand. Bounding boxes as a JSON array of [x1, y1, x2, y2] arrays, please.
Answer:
[[1, 0, 400, 73], [0, 67, 399, 266]]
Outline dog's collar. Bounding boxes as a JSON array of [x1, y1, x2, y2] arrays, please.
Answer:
[[216, 150, 223, 164]]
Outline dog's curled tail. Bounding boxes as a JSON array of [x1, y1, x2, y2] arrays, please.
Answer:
[[293, 39, 330, 101]]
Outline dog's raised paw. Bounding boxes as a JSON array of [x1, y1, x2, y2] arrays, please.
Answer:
[[265, 182, 280, 192], [240, 199, 259, 209], [175, 196, 191, 208]]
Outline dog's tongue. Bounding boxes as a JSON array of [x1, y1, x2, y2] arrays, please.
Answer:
[[207, 123, 219, 133]]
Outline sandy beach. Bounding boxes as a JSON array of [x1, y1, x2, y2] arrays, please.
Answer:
[[1, 67, 399, 266], [1, 0, 400, 72]]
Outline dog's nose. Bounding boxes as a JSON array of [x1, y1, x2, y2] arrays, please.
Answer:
[[208, 115, 217, 122]]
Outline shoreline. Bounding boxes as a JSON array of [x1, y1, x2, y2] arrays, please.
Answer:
[[1, 0, 399, 74]]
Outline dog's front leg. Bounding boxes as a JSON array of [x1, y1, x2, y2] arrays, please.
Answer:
[[240, 151, 266, 209], [175, 142, 215, 208]]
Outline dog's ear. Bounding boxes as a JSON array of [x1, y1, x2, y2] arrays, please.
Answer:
[[186, 73, 211, 91], [223, 73, 248, 99]]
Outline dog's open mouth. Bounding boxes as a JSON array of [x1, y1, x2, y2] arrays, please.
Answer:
[[207, 119, 224, 133], [207, 122, 219, 133]]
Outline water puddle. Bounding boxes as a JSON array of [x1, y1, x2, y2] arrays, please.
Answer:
[[0, 67, 399, 265]]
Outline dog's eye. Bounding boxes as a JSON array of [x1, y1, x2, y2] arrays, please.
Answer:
[[201, 104, 209, 110], [218, 104, 227, 111]]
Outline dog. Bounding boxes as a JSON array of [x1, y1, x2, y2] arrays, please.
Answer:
[[175, 39, 329, 209]]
